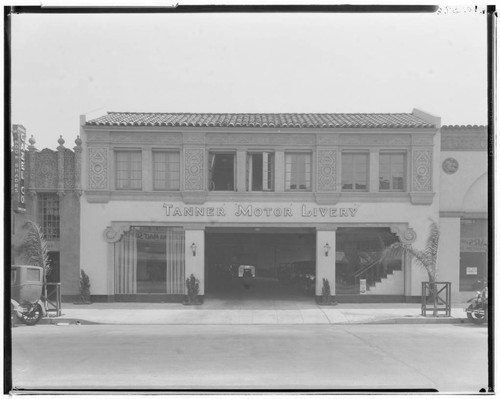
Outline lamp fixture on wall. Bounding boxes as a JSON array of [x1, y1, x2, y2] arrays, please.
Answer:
[[191, 242, 197, 256], [324, 243, 331, 257]]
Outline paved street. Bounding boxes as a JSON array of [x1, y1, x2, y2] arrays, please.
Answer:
[[11, 323, 488, 392]]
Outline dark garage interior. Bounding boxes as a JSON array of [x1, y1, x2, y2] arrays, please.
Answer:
[[205, 227, 316, 301]]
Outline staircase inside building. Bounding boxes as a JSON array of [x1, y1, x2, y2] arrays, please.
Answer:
[[354, 258, 404, 295]]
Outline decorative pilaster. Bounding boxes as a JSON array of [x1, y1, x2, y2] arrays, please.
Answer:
[[88, 147, 108, 190], [57, 136, 65, 197], [315, 148, 340, 205], [73, 136, 82, 196], [410, 148, 434, 205], [182, 147, 207, 204], [27, 135, 37, 197]]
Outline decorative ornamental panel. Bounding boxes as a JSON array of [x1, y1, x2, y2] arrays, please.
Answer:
[[390, 225, 417, 246], [340, 134, 411, 146], [411, 134, 434, 146], [317, 149, 337, 192], [412, 149, 432, 192], [441, 131, 487, 151], [316, 134, 339, 145], [86, 132, 110, 143], [184, 148, 205, 191], [442, 157, 459, 175], [183, 132, 206, 144], [111, 132, 182, 144], [35, 149, 58, 189], [88, 147, 108, 190], [207, 133, 315, 146], [64, 149, 75, 189]]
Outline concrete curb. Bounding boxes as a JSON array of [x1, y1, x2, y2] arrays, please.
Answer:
[[36, 316, 468, 326]]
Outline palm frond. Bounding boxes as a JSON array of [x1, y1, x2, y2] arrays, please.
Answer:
[[21, 220, 51, 276], [423, 221, 440, 280], [381, 221, 440, 282]]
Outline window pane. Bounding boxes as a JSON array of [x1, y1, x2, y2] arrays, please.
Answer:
[[379, 153, 405, 191], [27, 268, 41, 281], [342, 153, 368, 191], [154, 152, 180, 190], [116, 151, 142, 190], [285, 153, 311, 190], [210, 153, 235, 191], [38, 193, 60, 239]]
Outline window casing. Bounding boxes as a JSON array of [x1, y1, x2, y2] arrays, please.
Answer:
[[285, 153, 312, 191], [379, 152, 406, 191], [38, 193, 60, 240], [209, 152, 235, 191], [342, 152, 369, 191], [115, 150, 142, 190], [153, 151, 180, 191], [247, 152, 274, 191]]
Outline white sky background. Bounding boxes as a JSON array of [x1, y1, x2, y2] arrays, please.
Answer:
[[11, 10, 488, 150]]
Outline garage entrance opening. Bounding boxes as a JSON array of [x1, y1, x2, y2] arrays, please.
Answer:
[[205, 227, 316, 301]]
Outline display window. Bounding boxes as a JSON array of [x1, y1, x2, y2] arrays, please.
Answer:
[[114, 226, 185, 294], [459, 219, 488, 291]]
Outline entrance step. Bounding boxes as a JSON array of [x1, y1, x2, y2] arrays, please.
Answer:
[[367, 270, 404, 295]]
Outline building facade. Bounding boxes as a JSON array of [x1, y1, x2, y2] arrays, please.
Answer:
[[11, 133, 82, 300], [438, 125, 488, 302], [78, 109, 459, 303], [12, 114, 488, 304]]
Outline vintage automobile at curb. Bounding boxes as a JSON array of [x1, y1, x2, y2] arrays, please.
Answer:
[[11, 265, 47, 326]]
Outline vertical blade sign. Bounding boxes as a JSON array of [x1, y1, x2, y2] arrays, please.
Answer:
[[12, 125, 27, 213]]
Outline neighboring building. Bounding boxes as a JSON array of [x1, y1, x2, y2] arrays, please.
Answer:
[[11, 133, 82, 301], [438, 125, 488, 302], [80, 109, 444, 303]]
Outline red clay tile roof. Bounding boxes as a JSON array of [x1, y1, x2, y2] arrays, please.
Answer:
[[86, 112, 435, 128]]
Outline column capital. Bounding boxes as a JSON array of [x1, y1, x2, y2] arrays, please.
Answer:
[[184, 224, 206, 231], [316, 225, 337, 232]]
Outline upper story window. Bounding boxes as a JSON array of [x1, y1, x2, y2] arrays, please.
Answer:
[[38, 193, 59, 240], [209, 152, 235, 191], [248, 152, 274, 191], [342, 152, 368, 191], [379, 152, 406, 191], [153, 151, 180, 191], [115, 150, 142, 190], [285, 152, 312, 191]]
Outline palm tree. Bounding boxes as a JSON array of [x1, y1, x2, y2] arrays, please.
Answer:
[[382, 221, 440, 315], [19, 220, 51, 304]]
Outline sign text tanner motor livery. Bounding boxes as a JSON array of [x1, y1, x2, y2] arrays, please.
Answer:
[[163, 204, 359, 218]]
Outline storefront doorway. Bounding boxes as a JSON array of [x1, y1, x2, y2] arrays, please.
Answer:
[[205, 227, 316, 301], [335, 227, 403, 296]]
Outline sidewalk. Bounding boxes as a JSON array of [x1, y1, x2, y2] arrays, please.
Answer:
[[41, 301, 468, 326]]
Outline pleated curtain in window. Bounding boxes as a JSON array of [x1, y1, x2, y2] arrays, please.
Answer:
[[114, 230, 137, 294], [165, 228, 185, 294]]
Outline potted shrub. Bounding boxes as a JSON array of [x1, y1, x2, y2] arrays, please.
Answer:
[[77, 269, 92, 304], [318, 278, 337, 306], [184, 274, 201, 305]]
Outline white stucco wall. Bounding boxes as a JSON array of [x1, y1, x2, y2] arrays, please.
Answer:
[[80, 198, 439, 295], [440, 151, 488, 213]]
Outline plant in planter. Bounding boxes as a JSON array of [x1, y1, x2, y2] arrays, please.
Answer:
[[185, 274, 201, 305], [382, 220, 441, 316], [19, 220, 51, 306], [318, 278, 337, 305], [78, 269, 92, 304]]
